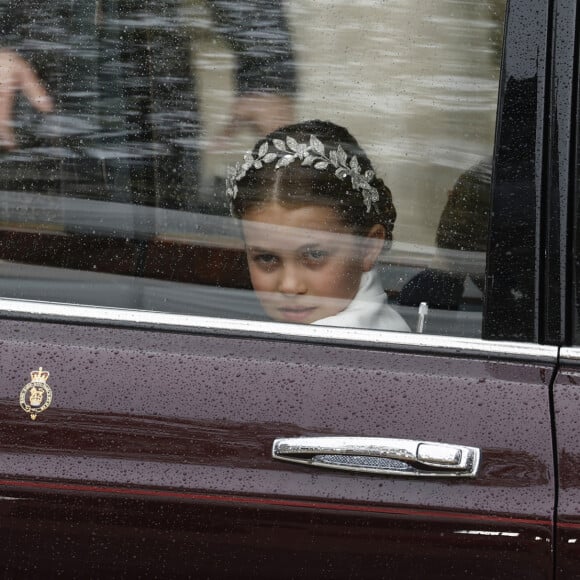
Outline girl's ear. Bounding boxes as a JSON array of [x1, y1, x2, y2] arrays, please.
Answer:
[[361, 224, 386, 271]]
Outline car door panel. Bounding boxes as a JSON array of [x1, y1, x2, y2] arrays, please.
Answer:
[[553, 353, 580, 577], [0, 316, 555, 578]]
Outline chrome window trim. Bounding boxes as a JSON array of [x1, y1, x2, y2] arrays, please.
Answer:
[[559, 348, 580, 365], [0, 297, 558, 362]]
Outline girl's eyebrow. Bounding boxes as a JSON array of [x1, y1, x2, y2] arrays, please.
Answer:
[[247, 238, 335, 252], [246, 243, 326, 255], [246, 245, 275, 253], [297, 242, 323, 251]]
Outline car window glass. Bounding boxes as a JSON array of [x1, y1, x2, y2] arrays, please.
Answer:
[[0, 0, 505, 337], [575, 64, 580, 343]]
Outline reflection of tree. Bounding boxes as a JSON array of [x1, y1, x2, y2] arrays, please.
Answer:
[[559, 450, 580, 491], [480, 448, 550, 487]]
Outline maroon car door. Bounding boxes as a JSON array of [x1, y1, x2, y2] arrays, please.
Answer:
[[0, 308, 556, 578], [554, 350, 580, 578], [0, 0, 557, 577]]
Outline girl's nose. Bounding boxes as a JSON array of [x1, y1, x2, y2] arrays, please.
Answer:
[[278, 266, 307, 296]]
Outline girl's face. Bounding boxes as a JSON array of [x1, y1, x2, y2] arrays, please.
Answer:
[[242, 201, 383, 324]]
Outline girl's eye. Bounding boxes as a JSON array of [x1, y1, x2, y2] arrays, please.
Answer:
[[303, 249, 329, 263], [252, 253, 279, 268]]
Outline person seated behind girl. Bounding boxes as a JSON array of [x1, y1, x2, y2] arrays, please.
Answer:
[[397, 158, 491, 310], [226, 119, 410, 332]]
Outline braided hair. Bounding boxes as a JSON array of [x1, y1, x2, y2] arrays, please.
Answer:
[[230, 120, 397, 244]]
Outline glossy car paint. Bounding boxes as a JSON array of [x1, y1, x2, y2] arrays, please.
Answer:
[[484, 0, 549, 342], [0, 318, 555, 578], [0, 0, 577, 576], [542, 0, 577, 344], [553, 353, 580, 577]]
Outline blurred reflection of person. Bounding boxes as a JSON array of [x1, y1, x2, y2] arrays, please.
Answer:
[[0, 0, 296, 210], [398, 158, 491, 310]]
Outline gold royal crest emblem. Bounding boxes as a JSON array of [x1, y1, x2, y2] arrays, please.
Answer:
[[20, 367, 53, 420]]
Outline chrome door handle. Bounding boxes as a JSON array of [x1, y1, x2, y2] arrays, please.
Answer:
[[272, 436, 480, 478]]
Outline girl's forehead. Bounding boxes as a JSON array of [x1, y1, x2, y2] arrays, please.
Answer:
[[241, 202, 359, 249], [243, 202, 347, 231]]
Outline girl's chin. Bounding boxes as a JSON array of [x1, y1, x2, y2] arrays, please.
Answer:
[[274, 307, 319, 324], [267, 306, 346, 324]]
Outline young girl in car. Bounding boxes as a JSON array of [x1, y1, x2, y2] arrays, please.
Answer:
[[227, 120, 410, 332]]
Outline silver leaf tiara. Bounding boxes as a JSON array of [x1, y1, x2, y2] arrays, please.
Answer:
[[226, 134, 381, 213]]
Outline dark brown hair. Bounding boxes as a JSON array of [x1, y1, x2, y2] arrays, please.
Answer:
[[230, 120, 396, 242], [436, 158, 491, 252]]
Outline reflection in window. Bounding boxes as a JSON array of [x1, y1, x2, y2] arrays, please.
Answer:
[[0, 0, 505, 337]]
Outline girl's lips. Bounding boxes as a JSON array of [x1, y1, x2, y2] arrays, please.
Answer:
[[278, 306, 317, 323]]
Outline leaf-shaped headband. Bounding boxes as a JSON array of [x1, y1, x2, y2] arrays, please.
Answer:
[[226, 135, 381, 213]]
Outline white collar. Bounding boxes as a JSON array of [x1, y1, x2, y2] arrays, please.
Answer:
[[313, 269, 410, 332]]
